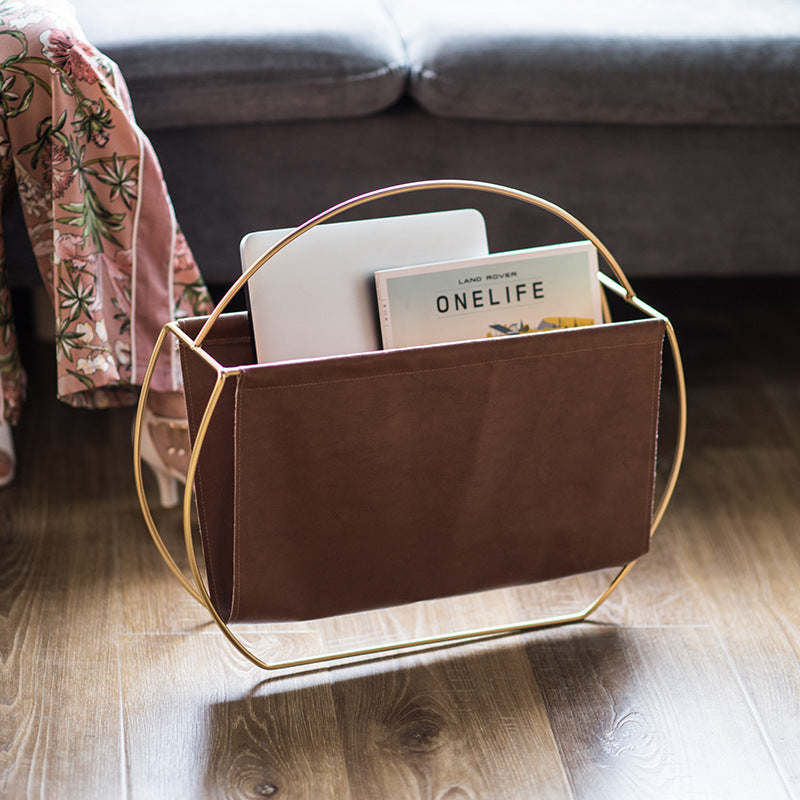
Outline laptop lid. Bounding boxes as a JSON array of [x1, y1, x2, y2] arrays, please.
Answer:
[[240, 209, 488, 363]]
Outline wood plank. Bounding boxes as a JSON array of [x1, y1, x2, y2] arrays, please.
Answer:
[[115, 497, 213, 635], [310, 588, 570, 799], [666, 445, 800, 790], [327, 641, 570, 800], [527, 624, 790, 799], [118, 634, 351, 800], [0, 392, 124, 797]]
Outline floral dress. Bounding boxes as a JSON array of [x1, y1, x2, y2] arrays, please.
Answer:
[[0, 0, 212, 425]]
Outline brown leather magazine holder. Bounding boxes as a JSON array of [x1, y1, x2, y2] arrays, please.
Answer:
[[134, 180, 686, 670]]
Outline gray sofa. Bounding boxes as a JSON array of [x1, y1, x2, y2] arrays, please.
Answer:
[[6, 0, 800, 289]]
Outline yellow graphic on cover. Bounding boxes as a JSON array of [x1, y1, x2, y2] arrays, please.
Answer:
[[487, 317, 594, 337]]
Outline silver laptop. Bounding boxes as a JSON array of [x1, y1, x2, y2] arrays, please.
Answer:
[[240, 209, 489, 363]]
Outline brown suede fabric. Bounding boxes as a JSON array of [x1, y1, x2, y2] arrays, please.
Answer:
[[180, 313, 665, 622]]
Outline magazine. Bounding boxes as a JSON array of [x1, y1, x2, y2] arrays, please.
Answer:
[[375, 240, 603, 349]]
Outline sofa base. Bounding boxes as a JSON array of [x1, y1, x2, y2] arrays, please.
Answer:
[[6, 102, 798, 287]]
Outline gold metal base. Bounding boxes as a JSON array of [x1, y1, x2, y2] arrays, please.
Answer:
[[133, 180, 687, 671]]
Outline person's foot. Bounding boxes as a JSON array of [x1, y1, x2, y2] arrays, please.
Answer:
[[138, 390, 190, 507], [146, 390, 190, 475]]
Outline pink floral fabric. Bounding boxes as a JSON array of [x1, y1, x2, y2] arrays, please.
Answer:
[[0, 1, 212, 424]]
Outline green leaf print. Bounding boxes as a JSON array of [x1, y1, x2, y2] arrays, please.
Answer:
[[17, 112, 68, 169], [55, 320, 84, 363], [66, 368, 97, 391], [57, 271, 96, 323], [0, 29, 28, 68], [0, 71, 34, 118], [57, 185, 125, 250], [95, 154, 138, 208], [72, 97, 113, 144]]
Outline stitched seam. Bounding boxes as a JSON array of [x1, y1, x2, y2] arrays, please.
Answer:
[[181, 356, 214, 601], [133, 60, 407, 89], [244, 339, 659, 393], [231, 379, 243, 622], [646, 337, 665, 538], [189, 335, 251, 346], [128, 129, 145, 382]]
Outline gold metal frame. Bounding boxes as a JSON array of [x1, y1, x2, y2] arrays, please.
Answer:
[[133, 179, 687, 671]]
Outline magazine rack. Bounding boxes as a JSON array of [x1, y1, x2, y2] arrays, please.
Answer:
[[133, 180, 686, 671]]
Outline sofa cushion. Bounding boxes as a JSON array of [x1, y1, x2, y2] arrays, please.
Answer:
[[384, 0, 800, 125], [75, 0, 408, 129]]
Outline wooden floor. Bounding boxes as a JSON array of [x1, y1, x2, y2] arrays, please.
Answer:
[[1, 276, 799, 798]]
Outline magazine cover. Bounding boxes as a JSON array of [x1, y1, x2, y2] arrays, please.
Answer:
[[375, 240, 603, 349]]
